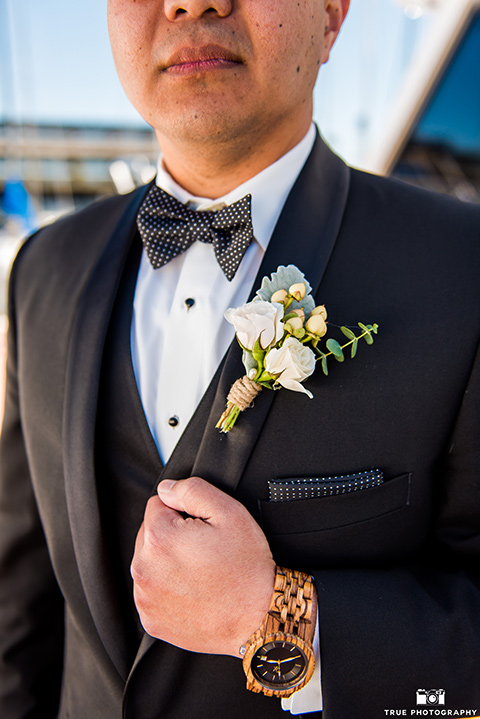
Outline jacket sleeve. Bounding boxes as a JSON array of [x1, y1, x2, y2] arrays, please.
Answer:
[[312, 340, 480, 716], [0, 256, 64, 719]]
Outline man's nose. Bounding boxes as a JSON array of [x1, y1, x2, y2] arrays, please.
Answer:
[[164, 0, 233, 21]]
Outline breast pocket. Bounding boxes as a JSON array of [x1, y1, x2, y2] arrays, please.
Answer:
[[258, 473, 415, 569]]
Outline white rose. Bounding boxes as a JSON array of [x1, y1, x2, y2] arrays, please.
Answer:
[[264, 336, 316, 398], [224, 300, 284, 351]]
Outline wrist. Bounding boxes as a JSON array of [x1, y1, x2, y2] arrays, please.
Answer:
[[227, 560, 276, 658]]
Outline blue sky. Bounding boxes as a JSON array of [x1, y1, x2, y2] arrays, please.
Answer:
[[2, 1, 135, 125], [1, 1, 428, 164]]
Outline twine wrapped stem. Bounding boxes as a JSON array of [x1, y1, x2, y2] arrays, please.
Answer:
[[216, 376, 262, 432]]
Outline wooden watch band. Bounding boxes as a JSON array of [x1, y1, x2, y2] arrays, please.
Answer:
[[270, 566, 315, 639]]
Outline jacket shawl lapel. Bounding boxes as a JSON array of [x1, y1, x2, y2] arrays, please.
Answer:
[[62, 183, 151, 680]]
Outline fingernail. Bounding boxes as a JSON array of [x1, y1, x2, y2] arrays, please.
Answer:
[[158, 479, 176, 494]]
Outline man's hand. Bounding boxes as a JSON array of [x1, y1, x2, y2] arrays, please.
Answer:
[[131, 477, 276, 657]]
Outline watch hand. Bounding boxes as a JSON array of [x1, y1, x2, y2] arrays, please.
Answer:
[[261, 656, 302, 665], [278, 655, 302, 663], [261, 659, 282, 664]]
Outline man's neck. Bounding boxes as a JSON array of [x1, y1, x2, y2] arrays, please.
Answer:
[[155, 117, 313, 199]]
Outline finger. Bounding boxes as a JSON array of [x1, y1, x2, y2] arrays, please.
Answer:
[[142, 495, 181, 542], [157, 477, 236, 522]]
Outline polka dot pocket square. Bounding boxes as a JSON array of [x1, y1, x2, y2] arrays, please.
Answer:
[[267, 470, 384, 502]]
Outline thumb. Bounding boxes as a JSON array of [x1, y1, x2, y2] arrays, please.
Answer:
[[157, 477, 231, 520]]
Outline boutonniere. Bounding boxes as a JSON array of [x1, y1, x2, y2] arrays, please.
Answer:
[[216, 265, 378, 433]]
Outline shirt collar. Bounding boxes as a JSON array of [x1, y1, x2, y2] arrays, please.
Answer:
[[155, 123, 316, 252]]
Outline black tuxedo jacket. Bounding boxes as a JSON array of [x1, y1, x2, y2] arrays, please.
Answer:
[[1, 137, 480, 719]]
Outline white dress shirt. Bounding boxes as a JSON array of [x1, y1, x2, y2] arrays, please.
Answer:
[[131, 123, 322, 713]]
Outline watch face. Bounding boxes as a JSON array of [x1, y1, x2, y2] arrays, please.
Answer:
[[251, 640, 308, 689]]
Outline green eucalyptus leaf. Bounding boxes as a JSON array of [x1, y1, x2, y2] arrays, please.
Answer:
[[340, 326, 356, 340], [351, 339, 358, 358], [358, 322, 368, 333], [321, 355, 329, 375], [363, 332, 374, 345], [326, 338, 343, 358]]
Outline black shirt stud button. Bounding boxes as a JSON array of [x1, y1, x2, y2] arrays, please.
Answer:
[[168, 416, 179, 428], [185, 298, 195, 310]]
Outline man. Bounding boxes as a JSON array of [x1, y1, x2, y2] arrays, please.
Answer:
[[1, 1, 479, 718]]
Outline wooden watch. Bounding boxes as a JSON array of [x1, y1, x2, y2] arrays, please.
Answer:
[[241, 566, 316, 698]]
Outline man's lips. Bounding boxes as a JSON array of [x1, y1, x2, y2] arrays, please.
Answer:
[[163, 44, 242, 74]]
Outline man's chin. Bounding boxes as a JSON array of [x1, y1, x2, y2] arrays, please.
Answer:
[[153, 110, 257, 147]]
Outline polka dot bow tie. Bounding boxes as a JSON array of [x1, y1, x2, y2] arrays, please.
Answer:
[[136, 185, 254, 282]]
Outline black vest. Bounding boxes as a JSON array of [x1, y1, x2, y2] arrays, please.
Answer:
[[94, 236, 218, 661], [95, 237, 162, 660]]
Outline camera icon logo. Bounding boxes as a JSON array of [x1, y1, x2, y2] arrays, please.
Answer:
[[416, 689, 446, 706]]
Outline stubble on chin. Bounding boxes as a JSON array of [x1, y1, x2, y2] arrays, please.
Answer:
[[151, 77, 269, 155]]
